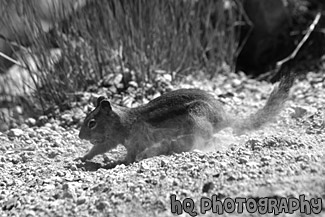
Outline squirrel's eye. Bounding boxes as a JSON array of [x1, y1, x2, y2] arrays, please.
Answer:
[[88, 119, 96, 129]]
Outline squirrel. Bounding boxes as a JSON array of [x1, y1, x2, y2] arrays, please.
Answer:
[[78, 73, 294, 164]]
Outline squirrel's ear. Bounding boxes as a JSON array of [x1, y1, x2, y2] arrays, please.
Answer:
[[100, 99, 112, 111], [97, 96, 106, 107]]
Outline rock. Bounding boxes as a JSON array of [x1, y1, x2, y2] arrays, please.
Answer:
[[48, 150, 59, 159], [160, 159, 168, 167], [24, 211, 36, 217], [96, 201, 109, 211], [65, 164, 78, 171], [28, 131, 37, 138], [61, 113, 73, 125], [44, 123, 52, 128], [20, 124, 29, 129], [25, 118, 36, 126], [241, 174, 249, 180], [8, 155, 21, 164], [239, 157, 249, 164], [232, 79, 241, 87], [7, 128, 24, 137], [138, 162, 150, 172], [52, 139, 62, 147], [227, 175, 237, 181], [4, 178, 14, 186], [290, 106, 317, 119], [2, 198, 17, 211], [77, 197, 87, 205], [172, 179, 180, 186], [261, 156, 271, 162], [62, 191, 75, 199], [56, 171, 65, 177], [219, 162, 228, 168], [246, 161, 259, 168], [37, 116, 48, 126], [20, 152, 30, 163], [202, 182, 214, 193]]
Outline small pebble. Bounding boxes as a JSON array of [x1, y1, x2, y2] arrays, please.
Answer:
[[52, 139, 62, 147], [77, 197, 87, 205], [96, 201, 109, 211], [70, 165, 78, 171], [246, 161, 259, 167], [261, 156, 271, 162], [62, 191, 75, 199], [8, 128, 24, 137], [25, 118, 36, 127], [48, 151, 59, 159], [56, 171, 65, 177], [138, 162, 150, 172], [4, 178, 14, 186], [44, 123, 52, 128], [239, 157, 249, 164], [160, 159, 168, 167], [202, 182, 214, 193]]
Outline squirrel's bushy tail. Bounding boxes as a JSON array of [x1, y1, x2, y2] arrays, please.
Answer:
[[232, 72, 294, 135]]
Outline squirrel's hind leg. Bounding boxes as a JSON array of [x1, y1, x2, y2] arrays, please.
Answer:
[[135, 106, 216, 160], [135, 134, 195, 161], [136, 140, 171, 161]]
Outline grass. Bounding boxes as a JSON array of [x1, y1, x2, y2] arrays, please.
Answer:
[[0, 0, 244, 119]]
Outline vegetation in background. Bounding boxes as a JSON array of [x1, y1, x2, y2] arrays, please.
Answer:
[[1, 0, 244, 114], [286, 0, 325, 66]]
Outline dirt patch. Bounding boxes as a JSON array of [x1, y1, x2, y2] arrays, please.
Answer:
[[0, 71, 324, 216]]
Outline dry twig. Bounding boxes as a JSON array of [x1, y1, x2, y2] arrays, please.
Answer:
[[257, 11, 322, 81]]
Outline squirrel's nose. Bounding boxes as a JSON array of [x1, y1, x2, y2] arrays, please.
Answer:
[[78, 129, 86, 140]]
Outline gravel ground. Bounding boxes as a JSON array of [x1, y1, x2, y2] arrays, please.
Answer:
[[0, 71, 324, 217]]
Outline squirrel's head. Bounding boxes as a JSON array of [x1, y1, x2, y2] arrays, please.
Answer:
[[79, 96, 123, 148]]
